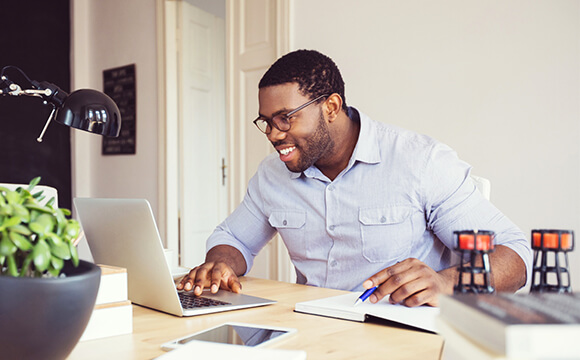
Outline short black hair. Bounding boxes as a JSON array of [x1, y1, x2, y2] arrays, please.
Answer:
[[259, 49, 348, 111]]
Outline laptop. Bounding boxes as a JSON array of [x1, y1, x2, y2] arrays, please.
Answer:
[[73, 198, 276, 317]]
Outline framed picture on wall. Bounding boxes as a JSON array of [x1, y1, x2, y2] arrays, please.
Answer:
[[102, 64, 136, 155]]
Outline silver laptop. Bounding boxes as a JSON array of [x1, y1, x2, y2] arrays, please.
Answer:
[[73, 198, 275, 317]]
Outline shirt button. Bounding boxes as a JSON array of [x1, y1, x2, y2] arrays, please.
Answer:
[[330, 260, 338, 267], [380, 216, 387, 223], [328, 185, 335, 191], [329, 225, 335, 231], [283, 220, 287, 226]]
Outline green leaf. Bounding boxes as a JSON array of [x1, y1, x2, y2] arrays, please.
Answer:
[[6, 254, 18, 276], [28, 177, 41, 191], [54, 208, 67, 235], [11, 203, 30, 221], [69, 242, 79, 267], [0, 216, 22, 230], [24, 203, 52, 214], [46, 197, 56, 208], [47, 266, 61, 277], [29, 222, 45, 235], [32, 240, 51, 272], [50, 256, 64, 272], [51, 241, 71, 260], [8, 231, 33, 251], [18, 255, 32, 277], [47, 233, 63, 246], [5, 191, 20, 205], [0, 204, 12, 216], [63, 221, 80, 240], [0, 233, 17, 256], [7, 224, 32, 236], [29, 213, 55, 236]]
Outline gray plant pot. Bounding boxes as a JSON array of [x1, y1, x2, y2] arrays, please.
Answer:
[[0, 260, 101, 360]]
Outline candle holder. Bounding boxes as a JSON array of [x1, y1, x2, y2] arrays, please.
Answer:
[[530, 229, 574, 293], [453, 230, 495, 294]]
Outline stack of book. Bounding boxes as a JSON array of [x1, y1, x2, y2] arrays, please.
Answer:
[[437, 292, 580, 360], [79, 265, 133, 341]]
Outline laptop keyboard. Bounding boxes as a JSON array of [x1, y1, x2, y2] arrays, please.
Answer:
[[178, 292, 232, 309]]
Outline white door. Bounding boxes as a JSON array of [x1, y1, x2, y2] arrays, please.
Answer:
[[177, 2, 228, 267], [226, 0, 294, 282]]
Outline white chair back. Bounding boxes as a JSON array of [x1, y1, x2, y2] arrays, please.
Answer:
[[471, 175, 491, 201]]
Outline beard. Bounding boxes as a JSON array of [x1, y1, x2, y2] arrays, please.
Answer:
[[284, 111, 335, 173]]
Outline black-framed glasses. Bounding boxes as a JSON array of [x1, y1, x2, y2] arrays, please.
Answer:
[[253, 94, 329, 134]]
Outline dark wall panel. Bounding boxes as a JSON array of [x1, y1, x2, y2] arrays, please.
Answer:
[[0, 0, 72, 210]]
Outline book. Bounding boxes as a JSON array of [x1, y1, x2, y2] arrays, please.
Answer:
[[94, 264, 128, 305], [438, 293, 580, 359], [437, 316, 510, 360], [79, 300, 133, 341], [79, 264, 133, 341], [294, 292, 439, 333]]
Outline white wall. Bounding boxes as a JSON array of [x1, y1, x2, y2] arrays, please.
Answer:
[[290, 0, 580, 290], [72, 0, 160, 219], [73, 0, 580, 290]]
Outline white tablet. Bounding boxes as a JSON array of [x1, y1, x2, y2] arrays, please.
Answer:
[[160, 322, 297, 351]]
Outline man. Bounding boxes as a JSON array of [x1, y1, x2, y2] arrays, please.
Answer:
[[178, 49, 532, 307]]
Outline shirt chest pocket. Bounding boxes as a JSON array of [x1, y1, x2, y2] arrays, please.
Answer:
[[359, 206, 414, 263], [268, 210, 307, 260]]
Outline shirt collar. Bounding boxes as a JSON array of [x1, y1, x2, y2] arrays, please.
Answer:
[[290, 106, 381, 180], [348, 107, 381, 165]]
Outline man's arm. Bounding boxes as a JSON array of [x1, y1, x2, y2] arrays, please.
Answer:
[[176, 245, 247, 295], [364, 245, 526, 307]]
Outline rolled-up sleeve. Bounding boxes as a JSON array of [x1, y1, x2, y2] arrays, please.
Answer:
[[423, 142, 533, 286], [206, 173, 277, 274]]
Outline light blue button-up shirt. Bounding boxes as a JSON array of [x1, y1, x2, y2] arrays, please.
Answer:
[[207, 107, 532, 291]]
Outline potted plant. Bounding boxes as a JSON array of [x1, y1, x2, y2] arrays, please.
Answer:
[[0, 177, 101, 360]]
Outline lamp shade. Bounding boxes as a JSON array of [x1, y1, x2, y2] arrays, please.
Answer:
[[55, 89, 121, 137]]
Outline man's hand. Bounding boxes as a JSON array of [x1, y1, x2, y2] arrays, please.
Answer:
[[176, 245, 247, 296], [176, 261, 242, 295], [363, 246, 527, 307], [363, 258, 455, 307]]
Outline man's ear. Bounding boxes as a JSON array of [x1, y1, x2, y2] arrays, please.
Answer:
[[325, 93, 343, 123]]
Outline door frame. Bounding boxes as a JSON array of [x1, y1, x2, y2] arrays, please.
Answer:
[[156, 0, 294, 280]]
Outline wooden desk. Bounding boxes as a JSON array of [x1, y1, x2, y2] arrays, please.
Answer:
[[68, 277, 443, 359]]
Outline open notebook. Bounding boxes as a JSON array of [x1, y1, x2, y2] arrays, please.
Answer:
[[295, 292, 439, 333], [74, 198, 275, 317]]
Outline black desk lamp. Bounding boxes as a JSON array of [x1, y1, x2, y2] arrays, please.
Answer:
[[0, 65, 121, 141]]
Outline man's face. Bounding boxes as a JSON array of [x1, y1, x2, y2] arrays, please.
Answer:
[[258, 83, 334, 173]]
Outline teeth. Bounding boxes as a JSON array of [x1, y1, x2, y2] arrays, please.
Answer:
[[280, 147, 295, 156]]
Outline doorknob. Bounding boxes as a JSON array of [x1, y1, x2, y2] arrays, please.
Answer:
[[221, 158, 227, 186]]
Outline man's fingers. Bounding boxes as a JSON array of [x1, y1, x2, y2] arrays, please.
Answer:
[[176, 261, 241, 296], [388, 277, 429, 305], [211, 264, 242, 293], [177, 267, 198, 291], [211, 266, 224, 293], [367, 260, 415, 302], [227, 276, 242, 293]]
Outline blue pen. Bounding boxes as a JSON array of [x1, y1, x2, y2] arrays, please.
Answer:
[[354, 286, 378, 306]]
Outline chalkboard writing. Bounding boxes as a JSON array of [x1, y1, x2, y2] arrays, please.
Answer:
[[102, 64, 136, 155]]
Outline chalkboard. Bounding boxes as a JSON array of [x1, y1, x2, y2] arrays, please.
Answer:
[[0, 0, 72, 211], [102, 64, 136, 155]]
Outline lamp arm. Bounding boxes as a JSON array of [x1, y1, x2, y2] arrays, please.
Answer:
[[0, 81, 52, 98], [1, 66, 68, 104], [1, 65, 121, 139], [1, 68, 69, 142]]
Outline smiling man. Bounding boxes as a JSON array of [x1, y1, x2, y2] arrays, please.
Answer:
[[177, 50, 532, 307]]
